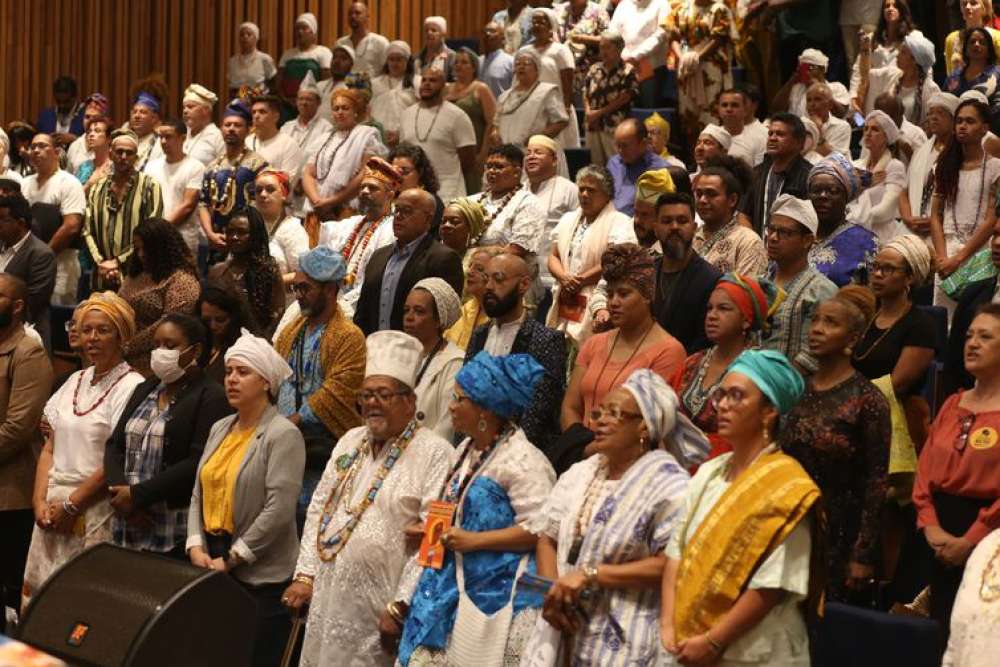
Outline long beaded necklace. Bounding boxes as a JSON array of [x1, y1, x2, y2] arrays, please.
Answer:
[[72, 366, 133, 417], [341, 213, 388, 286], [852, 302, 913, 362], [315, 127, 356, 183], [413, 103, 444, 143], [316, 418, 420, 562], [568, 458, 610, 564], [497, 81, 541, 117], [440, 425, 515, 505], [209, 149, 248, 214], [105, 172, 139, 214], [478, 187, 521, 244], [979, 540, 1000, 602]]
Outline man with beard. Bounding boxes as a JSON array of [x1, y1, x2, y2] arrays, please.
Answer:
[[128, 91, 165, 172], [336, 1, 390, 78], [399, 68, 477, 203], [0, 272, 53, 634], [197, 100, 268, 265], [354, 188, 464, 335], [762, 194, 836, 375], [274, 245, 366, 528], [465, 253, 567, 457], [742, 112, 812, 234], [281, 330, 454, 666], [651, 191, 720, 353], [181, 84, 225, 166], [693, 165, 767, 276], [633, 168, 677, 254], [0, 193, 55, 349]]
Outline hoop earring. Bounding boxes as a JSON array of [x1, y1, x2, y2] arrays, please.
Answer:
[[477, 416, 488, 433]]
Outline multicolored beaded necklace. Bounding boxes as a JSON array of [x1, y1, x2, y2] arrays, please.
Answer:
[[477, 187, 521, 245], [440, 425, 515, 505], [316, 418, 420, 562], [209, 149, 249, 214], [341, 212, 389, 286]]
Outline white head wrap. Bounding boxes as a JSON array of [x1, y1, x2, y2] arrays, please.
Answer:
[[183, 83, 218, 109], [514, 46, 543, 69], [413, 278, 462, 330], [239, 21, 260, 41], [225, 328, 293, 391], [296, 12, 318, 35], [621, 369, 709, 470], [770, 193, 819, 234], [333, 43, 356, 63], [699, 124, 732, 151], [425, 16, 447, 34], [904, 30, 936, 71], [961, 89, 990, 105], [527, 134, 560, 156], [532, 8, 560, 36], [299, 71, 320, 98], [365, 331, 424, 389], [801, 117, 821, 151], [387, 40, 412, 60], [928, 92, 961, 115], [884, 233, 933, 283], [866, 109, 899, 145], [799, 48, 830, 69]]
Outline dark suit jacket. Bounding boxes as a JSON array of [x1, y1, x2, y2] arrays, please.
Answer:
[[105, 373, 234, 510], [742, 155, 814, 234], [4, 233, 56, 350], [466, 318, 567, 458], [36, 106, 85, 137], [354, 234, 464, 335], [654, 254, 721, 354], [947, 276, 996, 390]]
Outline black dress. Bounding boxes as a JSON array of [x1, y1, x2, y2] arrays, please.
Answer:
[[852, 306, 935, 396]]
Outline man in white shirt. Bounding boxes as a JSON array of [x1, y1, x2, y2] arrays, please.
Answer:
[[181, 84, 225, 166], [280, 73, 333, 218], [247, 95, 301, 181], [775, 48, 850, 118], [399, 68, 477, 203], [66, 93, 110, 175], [20, 134, 86, 305], [523, 134, 578, 286], [718, 88, 767, 167], [609, 0, 671, 107], [335, 1, 389, 78], [145, 119, 205, 255], [804, 82, 852, 157]]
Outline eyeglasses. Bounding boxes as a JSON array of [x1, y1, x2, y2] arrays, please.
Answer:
[[871, 262, 907, 276], [765, 225, 804, 240], [589, 406, 642, 423], [450, 391, 472, 403], [710, 386, 749, 409], [359, 389, 410, 404], [955, 414, 976, 453]]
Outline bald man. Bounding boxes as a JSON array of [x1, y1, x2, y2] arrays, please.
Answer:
[[465, 252, 568, 464], [335, 2, 389, 77], [353, 188, 464, 335]]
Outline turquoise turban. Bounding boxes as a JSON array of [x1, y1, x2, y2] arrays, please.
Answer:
[[726, 350, 804, 415]]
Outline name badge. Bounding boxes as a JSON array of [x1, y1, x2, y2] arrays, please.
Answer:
[[970, 426, 998, 450]]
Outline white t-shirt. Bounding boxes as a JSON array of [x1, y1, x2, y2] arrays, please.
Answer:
[[66, 135, 93, 175], [184, 123, 225, 166], [144, 156, 205, 252], [21, 169, 86, 215], [399, 101, 477, 203], [728, 125, 767, 167], [336, 33, 390, 78], [246, 131, 302, 182], [278, 45, 333, 69], [228, 50, 278, 91]]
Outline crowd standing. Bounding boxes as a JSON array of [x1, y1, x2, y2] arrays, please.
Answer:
[[5, 1, 1000, 665]]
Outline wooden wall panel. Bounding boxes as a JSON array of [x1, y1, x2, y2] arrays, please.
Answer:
[[0, 0, 506, 126]]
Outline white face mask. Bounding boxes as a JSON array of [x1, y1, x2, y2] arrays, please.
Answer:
[[150, 345, 194, 384]]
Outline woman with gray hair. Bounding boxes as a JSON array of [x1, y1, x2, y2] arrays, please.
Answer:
[[493, 49, 570, 154], [583, 28, 638, 165], [546, 165, 637, 343], [404, 277, 466, 441], [446, 47, 498, 195]]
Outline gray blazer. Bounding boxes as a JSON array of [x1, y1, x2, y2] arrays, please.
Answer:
[[186, 405, 305, 586]]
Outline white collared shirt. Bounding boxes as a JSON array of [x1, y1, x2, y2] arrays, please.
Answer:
[[0, 232, 31, 271]]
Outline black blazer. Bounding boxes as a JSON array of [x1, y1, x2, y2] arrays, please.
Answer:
[[947, 276, 996, 390], [742, 154, 814, 235], [4, 232, 55, 349], [653, 254, 721, 354], [466, 318, 567, 458], [354, 234, 465, 335], [104, 373, 234, 510]]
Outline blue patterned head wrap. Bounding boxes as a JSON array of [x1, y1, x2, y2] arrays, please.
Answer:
[[223, 98, 252, 123], [456, 352, 545, 420], [621, 369, 709, 468], [808, 153, 870, 202], [726, 350, 804, 415], [133, 92, 161, 114], [298, 245, 347, 284]]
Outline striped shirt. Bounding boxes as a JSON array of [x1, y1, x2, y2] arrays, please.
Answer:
[[763, 265, 837, 373], [83, 172, 163, 265]]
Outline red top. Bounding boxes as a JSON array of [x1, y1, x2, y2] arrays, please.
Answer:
[[913, 392, 1000, 544]]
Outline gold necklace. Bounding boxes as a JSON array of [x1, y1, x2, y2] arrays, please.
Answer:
[[852, 302, 912, 362]]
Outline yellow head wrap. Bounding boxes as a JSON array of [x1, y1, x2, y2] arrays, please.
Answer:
[[447, 197, 488, 246], [644, 112, 670, 139], [635, 169, 676, 205], [78, 291, 136, 341]]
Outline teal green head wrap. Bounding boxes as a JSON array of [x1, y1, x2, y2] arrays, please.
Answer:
[[726, 350, 804, 414]]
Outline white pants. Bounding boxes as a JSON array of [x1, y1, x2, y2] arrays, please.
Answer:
[[52, 249, 80, 306]]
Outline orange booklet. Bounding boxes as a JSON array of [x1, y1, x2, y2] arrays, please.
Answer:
[[417, 501, 456, 569]]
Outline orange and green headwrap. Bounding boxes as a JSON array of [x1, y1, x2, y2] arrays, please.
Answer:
[[716, 273, 786, 334]]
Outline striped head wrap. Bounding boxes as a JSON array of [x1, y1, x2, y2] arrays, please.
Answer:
[[715, 273, 786, 335], [808, 153, 870, 202]]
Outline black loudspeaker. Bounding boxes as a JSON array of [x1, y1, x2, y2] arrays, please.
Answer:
[[18, 543, 256, 667]]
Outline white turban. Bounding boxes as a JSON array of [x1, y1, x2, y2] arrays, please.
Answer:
[[961, 89, 989, 105], [387, 40, 412, 60], [699, 124, 732, 151], [929, 92, 961, 115], [333, 43, 356, 63], [366, 331, 424, 389], [425, 16, 447, 34], [622, 369, 709, 469], [296, 12, 318, 35], [527, 134, 560, 156], [799, 48, 829, 69], [183, 83, 218, 109], [532, 8, 560, 36], [885, 233, 933, 283], [514, 46, 543, 69], [225, 328, 293, 391], [866, 109, 899, 145], [904, 30, 936, 71], [770, 194, 819, 234], [413, 278, 462, 330], [239, 21, 260, 41]]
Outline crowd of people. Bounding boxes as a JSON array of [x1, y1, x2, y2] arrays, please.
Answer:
[[3, 0, 1000, 665]]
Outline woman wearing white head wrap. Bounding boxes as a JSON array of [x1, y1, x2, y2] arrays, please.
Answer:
[[495, 49, 570, 156], [277, 12, 334, 105], [524, 7, 582, 149], [857, 29, 941, 122], [405, 278, 465, 440], [522, 369, 694, 666], [371, 40, 417, 138], [188, 326, 304, 666], [847, 109, 907, 243], [801, 117, 824, 163], [414, 15, 456, 82], [229, 21, 277, 97], [900, 92, 958, 241]]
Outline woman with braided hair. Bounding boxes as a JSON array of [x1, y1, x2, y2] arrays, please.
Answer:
[[208, 207, 285, 338], [858, 28, 940, 124]]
